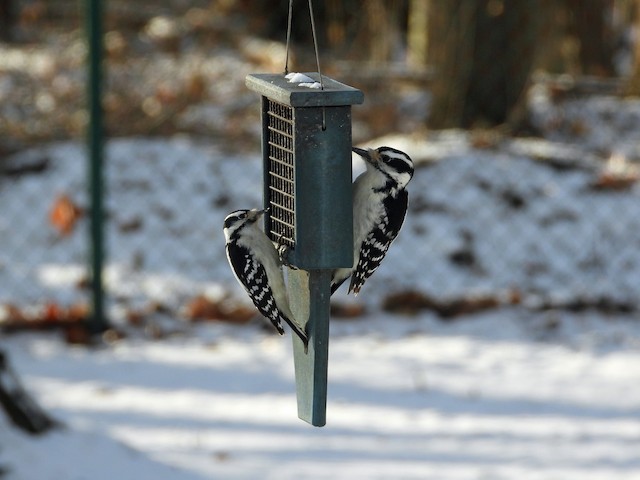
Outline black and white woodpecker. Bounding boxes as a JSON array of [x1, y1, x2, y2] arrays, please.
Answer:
[[224, 208, 308, 348], [331, 146, 414, 295]]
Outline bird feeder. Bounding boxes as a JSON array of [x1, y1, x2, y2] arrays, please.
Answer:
[[246, 72, 363, 426]]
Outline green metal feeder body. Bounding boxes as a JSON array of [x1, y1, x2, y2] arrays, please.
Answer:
[[246, 73, 363, 426]]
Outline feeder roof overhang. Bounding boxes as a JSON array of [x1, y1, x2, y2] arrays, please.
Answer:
[[246, 73, 364, 108]]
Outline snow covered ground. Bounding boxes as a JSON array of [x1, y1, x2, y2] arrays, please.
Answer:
[[2, 92, 640, 479], [2, 311, 640, 480]]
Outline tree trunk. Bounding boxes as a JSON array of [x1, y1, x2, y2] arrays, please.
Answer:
[[361, 0, 402, 62], [625, 0, 640, 95], [407, 0, 430, 68], [0, 0, 14, 42], [566, 0, 616, 76], [427, 0, 477, 128], [428, 0, 541, 129]]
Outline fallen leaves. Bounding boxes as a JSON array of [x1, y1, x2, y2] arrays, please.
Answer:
[[0, 301, 128, 345], [0, 291, 261, 344], [0, 301, 89, 335], [182, 294, 255, 324], [49, 193, 83, 236], [591, 153, 639, 191], [330, 302, 366, 319], [382, 289, 521, 318]]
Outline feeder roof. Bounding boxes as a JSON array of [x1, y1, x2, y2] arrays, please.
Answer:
[[246, 73, 364, 108]]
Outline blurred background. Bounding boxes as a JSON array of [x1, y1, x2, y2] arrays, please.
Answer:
[[2, 2, 640, 479], [1, 0, 640, 329]]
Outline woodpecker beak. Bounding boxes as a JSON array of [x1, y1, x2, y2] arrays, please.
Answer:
[[352, 147, 378, 166], [352, 147, 368, 158], [248, 207, 269, 222]]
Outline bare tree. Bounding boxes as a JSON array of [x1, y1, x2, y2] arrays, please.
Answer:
[[0, 0, 15, 42], [426, 0, 617, 129], [625, 0, 640, 95], [427, 0, 540, 129], [407, 0, 429, 68], [566, 0, 616, 76]]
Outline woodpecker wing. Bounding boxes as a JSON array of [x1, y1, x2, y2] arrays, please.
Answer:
[[349, 189, 408, 295], [226, 242, 285, 334]]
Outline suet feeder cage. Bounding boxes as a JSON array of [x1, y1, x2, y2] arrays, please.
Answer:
[[246, 72, 363, 426]]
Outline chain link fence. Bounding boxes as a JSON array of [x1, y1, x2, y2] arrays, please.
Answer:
[[1, 1, 640, 331]]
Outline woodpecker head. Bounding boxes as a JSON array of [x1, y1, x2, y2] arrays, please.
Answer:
[[353, 146, 414, 189], [223, 208, 268, 242]]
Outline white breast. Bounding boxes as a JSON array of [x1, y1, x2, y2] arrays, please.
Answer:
[[352, 169, 386, 259]]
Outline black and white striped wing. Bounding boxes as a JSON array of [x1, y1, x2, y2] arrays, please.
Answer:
[[349, 190, 408, 295], [226, 243, 285, 334]]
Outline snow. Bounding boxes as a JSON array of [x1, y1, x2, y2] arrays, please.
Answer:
[[285, 72, 315, 83], [3, 313, 640, 479], [298, 82, 322, 89], [285, 72, 322, 89], [2, 92, 640, 478]]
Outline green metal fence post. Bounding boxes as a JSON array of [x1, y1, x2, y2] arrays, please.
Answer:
[[86, 0, 108, 333]]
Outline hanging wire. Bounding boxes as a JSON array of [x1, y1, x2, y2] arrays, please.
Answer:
[[284, 0, 324, 90], [284, 0, 294, 75], [307, 0, 325, 128], [284, 0, 326, 129], [307, 0, 324, 91]]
